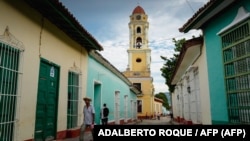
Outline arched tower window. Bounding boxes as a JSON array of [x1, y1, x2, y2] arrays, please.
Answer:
[[137, 27, 141, 33], [136, 37, 142, 49]]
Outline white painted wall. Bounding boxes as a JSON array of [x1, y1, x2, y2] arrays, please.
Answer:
[[193, 45, 211, 124], [172, 45, 211, 124]]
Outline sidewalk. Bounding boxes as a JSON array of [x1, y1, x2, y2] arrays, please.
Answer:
[[60, 116, 178, 141], [57, 137, 79, 141]]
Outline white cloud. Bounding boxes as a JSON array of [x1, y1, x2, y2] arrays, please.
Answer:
[[60, 0, 208, 93]]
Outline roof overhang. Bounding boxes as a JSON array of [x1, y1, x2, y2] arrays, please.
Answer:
[[171, 38, 203, 84], [89, 51, 131, 84], [154, 97, 163, 103], [89, 51, 141, 95], [130, 86, 142, 95], [23, 0, 103, 51], [180, 0, 235, 33]]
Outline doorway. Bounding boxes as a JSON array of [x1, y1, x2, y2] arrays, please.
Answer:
[[34, 59, 59, 141], [94, 82, 101, 124]]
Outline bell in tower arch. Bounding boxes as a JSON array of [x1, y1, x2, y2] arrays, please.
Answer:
[[136, 37, 142, 49]]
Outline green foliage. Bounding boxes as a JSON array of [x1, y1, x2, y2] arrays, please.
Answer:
[[160, 38, 185, 93], [155, 92, 170, 110]]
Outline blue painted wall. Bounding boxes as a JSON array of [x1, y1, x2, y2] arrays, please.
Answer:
[[86, 54, 137, 124], [203, 0, 250, 124]]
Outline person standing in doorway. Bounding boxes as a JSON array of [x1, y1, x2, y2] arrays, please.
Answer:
[[101, 103, 109, 125], [79, 97, 95, 141]]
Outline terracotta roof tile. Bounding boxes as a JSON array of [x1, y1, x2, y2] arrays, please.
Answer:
[[179, 0, 216, 32], [132, 6, 145, 14]]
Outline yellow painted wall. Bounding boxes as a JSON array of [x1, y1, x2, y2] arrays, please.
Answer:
[[0, 1, 88, 140], [154, 101, 163, 114], [133, 77, 154, 118], [132, 52, 147, 71]]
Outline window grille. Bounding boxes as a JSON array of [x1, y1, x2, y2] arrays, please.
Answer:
[[222, 23, 249, 48], [67, 71, 80, 129], [0, 42, 22, 140], [221, 19, 250, 124]]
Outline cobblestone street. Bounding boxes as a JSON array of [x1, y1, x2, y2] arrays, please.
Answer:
[[134, 116, 173, 125]]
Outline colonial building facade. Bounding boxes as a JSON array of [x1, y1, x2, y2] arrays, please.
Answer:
[[0, 0, 139, 140], [87, 51, 139, 125], [171, 37, 209, 124], [177, 0, 250, 124]]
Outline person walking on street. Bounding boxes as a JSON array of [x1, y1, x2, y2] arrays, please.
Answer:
[[79, 97, 95, 141], [101, 103, 109, 125], [170, 110, 174, 123], [157, 112, 160, 120]]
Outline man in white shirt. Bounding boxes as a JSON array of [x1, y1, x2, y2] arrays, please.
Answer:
[[79, 97, 95, 141]]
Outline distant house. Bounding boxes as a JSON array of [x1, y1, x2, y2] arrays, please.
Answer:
[[0, 0, 104, 140], [154, 97, 163, 117], [179, 0, 250, 124], [87, 50, 140, 125]]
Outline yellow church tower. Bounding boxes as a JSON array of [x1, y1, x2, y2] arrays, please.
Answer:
[[123, 5, 155, 119]]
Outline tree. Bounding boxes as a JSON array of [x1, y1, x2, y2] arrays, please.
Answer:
[[160, 38, 185, 93], [155, 92, 170, 110]]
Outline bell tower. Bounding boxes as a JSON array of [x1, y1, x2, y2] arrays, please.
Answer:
[[127, 5, 151, 72], [123, 5, 155, 119]]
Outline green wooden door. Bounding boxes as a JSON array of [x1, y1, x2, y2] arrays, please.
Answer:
[[34, 59, 59, 140]]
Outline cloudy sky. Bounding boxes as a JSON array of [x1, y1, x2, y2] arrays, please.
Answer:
[[60, 0, 208, 94]]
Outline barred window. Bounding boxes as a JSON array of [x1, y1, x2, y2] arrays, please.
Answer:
[[67, 71, 80, 129], [221, 18, 250, 124], [0, 42, 22, 140]]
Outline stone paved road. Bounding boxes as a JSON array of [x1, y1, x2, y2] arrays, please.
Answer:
[[135, 116, 172, 125]]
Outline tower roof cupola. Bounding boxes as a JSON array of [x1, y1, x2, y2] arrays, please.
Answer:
[[132, 6, 145, 14]]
